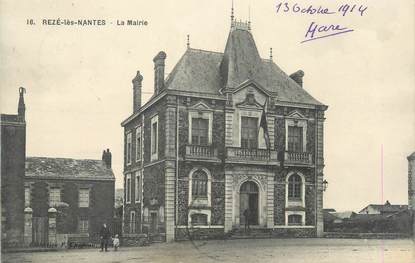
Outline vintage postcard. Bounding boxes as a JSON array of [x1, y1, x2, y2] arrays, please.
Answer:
[[1, 0, 414, 262]]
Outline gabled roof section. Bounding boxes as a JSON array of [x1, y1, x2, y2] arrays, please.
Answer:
[[165, 48, 224, 96], [220, 28, 263, 89], [25, 157, 115, 181]]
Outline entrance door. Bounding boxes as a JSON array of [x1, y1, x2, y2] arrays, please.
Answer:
[[32, 217, 48, 246], [150, 212, 158, 234], [239, 181, 259, 225]]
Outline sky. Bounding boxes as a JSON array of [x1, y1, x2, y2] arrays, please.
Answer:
[[1, 0, 414, 212]]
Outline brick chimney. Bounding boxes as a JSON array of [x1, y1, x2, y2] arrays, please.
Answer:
[[132, 71, 143, 113], [289, 70, 304, 87], [153, 51, 167, 94], [18, 87, 26, 121], [102, 149, 112, 168]]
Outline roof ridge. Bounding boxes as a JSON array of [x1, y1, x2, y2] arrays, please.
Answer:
[[188, 47, 223, 55], [27, 156, 102, 162]]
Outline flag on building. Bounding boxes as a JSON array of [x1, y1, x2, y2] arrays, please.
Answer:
[[259, 98, 270, 149]]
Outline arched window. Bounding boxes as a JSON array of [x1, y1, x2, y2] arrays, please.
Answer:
[[192, 170, 208, 198], [288, 174, 302, 199], [191, 213, 208, 226], [288, 214, 302, 226]]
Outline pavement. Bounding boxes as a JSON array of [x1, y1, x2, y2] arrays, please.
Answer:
[[2, 238, 414, 263]]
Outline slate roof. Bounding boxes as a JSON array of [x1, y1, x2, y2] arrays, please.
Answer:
[[25, 157, 115, 181], [408, 152, 415, 160], [165, 28, 324, 106]]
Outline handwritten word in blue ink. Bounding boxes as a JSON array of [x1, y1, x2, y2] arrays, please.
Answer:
[[276, 2, 335, 15], [301, 21, 354, 43]]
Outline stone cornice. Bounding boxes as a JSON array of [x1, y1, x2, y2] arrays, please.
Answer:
[[0, 120, 26, 127]]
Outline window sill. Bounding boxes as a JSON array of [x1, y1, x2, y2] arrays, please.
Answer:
[[188, 205, 211, 210]]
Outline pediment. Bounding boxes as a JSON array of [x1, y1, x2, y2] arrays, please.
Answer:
[[232, 79, 270, 97], [286, 110, 306, 119], [188, 101, 212, 111]]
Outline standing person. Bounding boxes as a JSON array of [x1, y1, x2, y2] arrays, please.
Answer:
[[99, 223, 111, 252], [243, 209, 250, 231], [112, 234, 120, 251]]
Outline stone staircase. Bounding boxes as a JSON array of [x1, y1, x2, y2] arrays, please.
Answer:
[[228, 228, 273, 239]]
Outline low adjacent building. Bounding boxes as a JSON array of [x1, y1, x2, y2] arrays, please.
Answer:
[[24, 153, 115, 245]]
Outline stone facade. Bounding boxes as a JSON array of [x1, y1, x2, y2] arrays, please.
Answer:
[[121, 19, 328, 241]]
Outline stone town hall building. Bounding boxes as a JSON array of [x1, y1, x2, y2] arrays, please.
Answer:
[[121, 18, 328, 242]]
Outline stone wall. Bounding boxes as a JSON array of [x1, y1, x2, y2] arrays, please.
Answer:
[[1, 122, 25, 246], [175, 227, 225, 241], [273, 167, 316, 226], [177, 161, 225, 226], [271, 227, 316, 237]]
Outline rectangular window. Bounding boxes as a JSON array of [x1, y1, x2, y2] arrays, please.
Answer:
[[191, 213, 208, 226], [24, 187, 31, 207], [288, 126, 303, 152], [241, 117, 258, 149], [79, 189, 90, 208], [130, 211, 136, 233], [78, 218, 89, 233], [191, 118, 209, 145], [288, 214, 302, 226], [135, 126, 142, 162], [135, 171, 141, 202], [151, 115, 158, 160], [126, 174, 131, 204], [49, 188, 61, 205], [126, 132, 132, 165]]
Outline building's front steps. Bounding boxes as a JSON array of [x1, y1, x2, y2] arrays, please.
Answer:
[[228, 228, 273, 239], [174, 226, 317, 241]]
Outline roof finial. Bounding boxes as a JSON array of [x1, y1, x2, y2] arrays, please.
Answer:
[[270, 47, 273, 61], [18, 87, 26, 120], [186, 34, 190, 48], [231, 0, 234, 25]]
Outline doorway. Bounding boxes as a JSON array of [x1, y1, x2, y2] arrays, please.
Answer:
[[150, 212, 158, 234], [239, 181, 259, 226], [32, 217, 48, 246]]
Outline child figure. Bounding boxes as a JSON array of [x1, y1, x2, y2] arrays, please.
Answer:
[[112, 234, 120, 251]]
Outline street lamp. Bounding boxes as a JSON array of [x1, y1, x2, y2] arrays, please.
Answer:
[[323, 179, 328, 191]]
